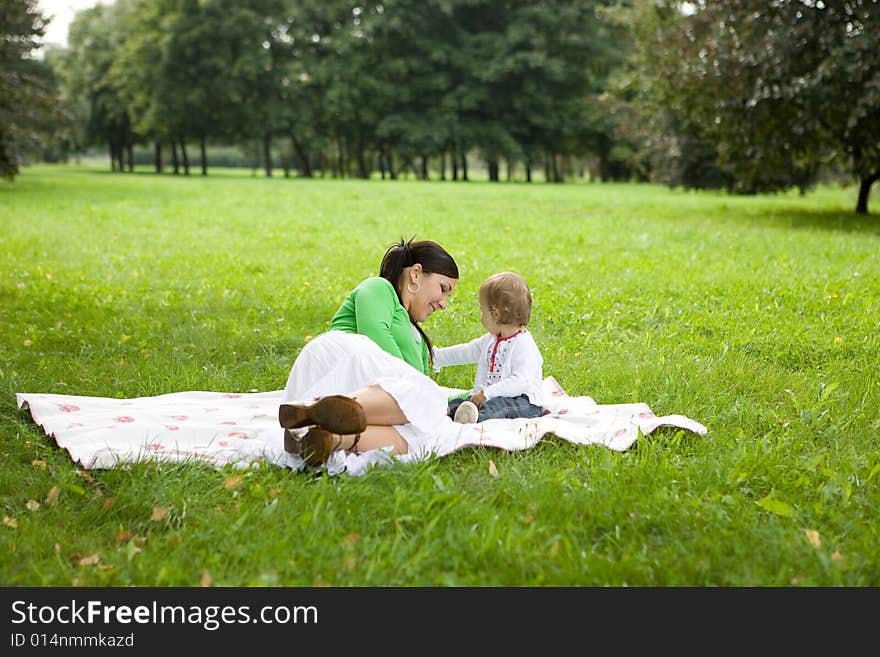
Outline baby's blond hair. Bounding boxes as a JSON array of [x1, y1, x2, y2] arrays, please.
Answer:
[[479, 272, 532, 326]]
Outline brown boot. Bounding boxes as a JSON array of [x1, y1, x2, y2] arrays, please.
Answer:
[[301, 427, 361, 467], [283, 428, 302, 455], [278, 395, 366, 435]]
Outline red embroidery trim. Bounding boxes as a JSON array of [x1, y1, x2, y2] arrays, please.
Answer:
[[488, 329, 524, 372]]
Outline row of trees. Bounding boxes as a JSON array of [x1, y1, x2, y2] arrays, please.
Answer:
[[3, 0, 879, 212], [48, 0, 633, 183]]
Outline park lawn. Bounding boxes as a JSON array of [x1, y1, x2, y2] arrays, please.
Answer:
[[0, 164, 878, 586]]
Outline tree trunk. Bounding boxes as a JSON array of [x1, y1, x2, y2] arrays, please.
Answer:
[[440, 150, 446, 181], [263, 133, 272, 177], [126, 143, 133, 172], [551, 152, 563, 183], [421, 155, 428, 180], [856, 171, 879, 214], [200, 135, 208, 176], [525, 160, 532, 183], [171, 141, 179, 174], [180, 139, 190, 175], [597, 134, 611, 182], [336, 135, 345, 178], [506, 158, 513, 181], [487, 159, 499, 182], [154, 142, 163, 174], [387, 145, 396, 180], [290, 136, 312, 177], [451, 145, 458, 181], [355, 132, 369, 179], [461, 151, 468, 181]]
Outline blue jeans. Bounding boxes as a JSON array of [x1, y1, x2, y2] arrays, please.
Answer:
[[448, 394, 544, 423]]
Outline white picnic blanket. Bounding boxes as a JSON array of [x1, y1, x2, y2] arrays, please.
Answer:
[[14, 376, 707, 476]]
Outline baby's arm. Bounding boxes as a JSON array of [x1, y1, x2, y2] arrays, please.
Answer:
[[432, 335, 486, 372]]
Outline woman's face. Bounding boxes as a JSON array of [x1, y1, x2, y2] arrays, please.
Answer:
[[405, 268, 457, 322]]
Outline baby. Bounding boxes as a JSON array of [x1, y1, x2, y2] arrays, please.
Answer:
[[434, 272, 544, 423]]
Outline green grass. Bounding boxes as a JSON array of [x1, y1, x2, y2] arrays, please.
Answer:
[[1, 164, 878, 586]]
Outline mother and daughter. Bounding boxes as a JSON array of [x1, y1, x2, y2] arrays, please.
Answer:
[[280, 238, 546, 467]]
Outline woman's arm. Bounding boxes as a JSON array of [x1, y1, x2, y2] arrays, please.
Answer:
[[353, 279, 405, 359]]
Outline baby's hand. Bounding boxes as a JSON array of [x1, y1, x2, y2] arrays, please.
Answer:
[[469, 390, 487, 408]]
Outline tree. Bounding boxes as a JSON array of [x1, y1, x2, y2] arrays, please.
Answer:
[[625, 0, 880, 213], [0, 0, 56, 179], [64, 3, 137, 172]]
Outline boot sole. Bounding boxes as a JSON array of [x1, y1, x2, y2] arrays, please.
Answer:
[[279, 395, 367, 434]]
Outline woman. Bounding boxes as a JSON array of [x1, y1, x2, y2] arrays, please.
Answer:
[[280, 238, 459, 467]]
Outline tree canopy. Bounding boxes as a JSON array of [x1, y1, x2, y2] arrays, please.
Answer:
[[621, 0, 880, 213]]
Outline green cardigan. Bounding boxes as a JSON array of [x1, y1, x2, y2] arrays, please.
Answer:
[[328, 277, 430, 374]]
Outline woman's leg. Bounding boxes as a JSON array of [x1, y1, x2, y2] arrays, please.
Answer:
[[351, 384, 407, 426], [333, 425, 409, 455]]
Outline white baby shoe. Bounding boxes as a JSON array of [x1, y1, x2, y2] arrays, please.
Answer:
[[453, 400, 479, 424]]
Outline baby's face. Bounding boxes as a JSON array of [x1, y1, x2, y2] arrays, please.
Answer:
[[479, 301, 501, 334]]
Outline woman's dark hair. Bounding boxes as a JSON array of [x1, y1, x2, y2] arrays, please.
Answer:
[[379, 237, 459, 366]]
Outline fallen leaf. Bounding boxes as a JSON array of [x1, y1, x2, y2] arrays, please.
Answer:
[[224, 475, 243, 489], [54, 543, 61, 554], [523, 514, 534, 525], [804, 529, 821, 548], [78, 554, 100, 567], [200, 571, 213, 587], [345, 556, 357, 571], [102, 498, 114, 510], [3, 516, 17, 528], [488, 460, 498, 477], [32, 459, 46, 470], [76, 470, 95, 484], [23, 339, 33, 347], [268, 488, 280, 498], [344, 533, 361, 546], [548, 541, 560, 558], [758, 495, 795, 518], [150, 506, 170, 521], [115, 530, 133, 544], [831, 551, 846, 567], [46, 486, 60, 505], [26, 500, 40, 511]]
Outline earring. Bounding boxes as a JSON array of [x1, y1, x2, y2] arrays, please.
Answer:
[[406, 282, 421, 294]]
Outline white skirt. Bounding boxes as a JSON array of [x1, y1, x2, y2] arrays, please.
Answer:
[[283, 331, 451, 455]]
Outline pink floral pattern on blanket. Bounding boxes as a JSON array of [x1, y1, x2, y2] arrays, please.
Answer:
[[15, 377, 708, 475], [15, 390, 284, 470]]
